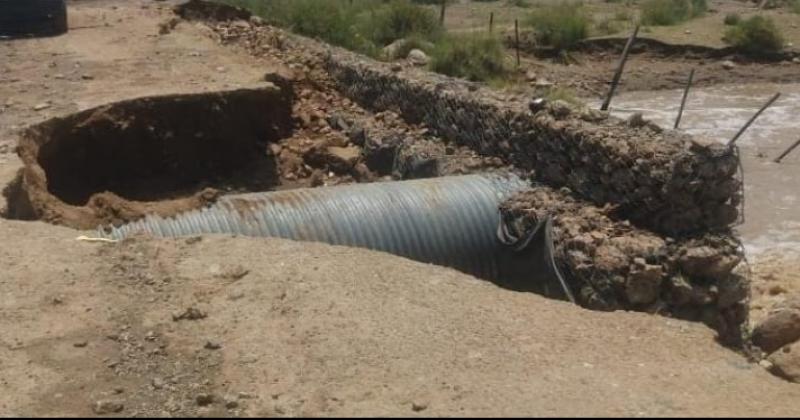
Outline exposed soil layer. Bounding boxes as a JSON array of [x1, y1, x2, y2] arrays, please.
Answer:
[[7, 86, 292, 230], [500, 187, 748, 345]]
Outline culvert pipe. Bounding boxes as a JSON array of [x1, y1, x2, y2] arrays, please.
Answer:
[[98, 173, 573, 299]]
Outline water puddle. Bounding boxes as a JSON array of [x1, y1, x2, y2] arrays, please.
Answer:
[[602, 83, 800, 255]]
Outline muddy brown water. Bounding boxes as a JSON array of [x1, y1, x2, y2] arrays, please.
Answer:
[[603, 83, 800, 256]]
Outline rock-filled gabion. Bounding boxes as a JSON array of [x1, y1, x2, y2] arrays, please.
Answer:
[[500, 188, 748, 344], [325, 51, 741, 237]]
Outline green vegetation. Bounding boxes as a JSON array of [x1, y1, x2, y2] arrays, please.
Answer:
[[544, 86, 582, 107], [640, 0, 707, 26], [357, 0, 443, 47], [217, 0, 442, 57], [724, 13, 741, 26], [527, 2, 589, 50], [791, 0, 800, 13], [723, 15, 784, 55], [429, 34, 508, 82]]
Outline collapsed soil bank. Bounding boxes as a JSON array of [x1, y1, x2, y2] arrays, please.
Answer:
[[7, 86, 292, 229]]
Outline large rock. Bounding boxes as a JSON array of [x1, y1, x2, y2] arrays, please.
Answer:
[[626, 259, 664, 305], [768, 341, 800, 383], [753, 306, 800, 354], [679, 246, 741, 281], [407, 49, 429, 66], [325, 146, 361, 172]]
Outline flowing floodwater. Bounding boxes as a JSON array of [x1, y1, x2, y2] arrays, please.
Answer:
[[605, 83, 800, 256]]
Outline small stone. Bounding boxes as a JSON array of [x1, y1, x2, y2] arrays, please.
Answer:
[[152, 377, 166, 390], [33, 103, 51, 111], [390, 63, 402, 72], [548, 100, 573, 119], [238, 391, 256, 400], [93, 400, 124, 414], [249, 15, 264, 26], [528, 98, 547, 113], [793, 57, 800, 64], [525, 70, 537, 81], [224, 396, 239, 409], [185, 236, 202, 245], [407, 49, 429, 66], [196, 393, 214, 406], [73, 341, 88, 348], [204, 340, 222, 350], [628, 112, 647, 128], [721, 60, 736, 70], [216, 66, 227, 73], [172, 307, 207, 321], [534, 78, 554, 88], [626, 263, 663, 304], [113, 387, 125, 394], [411, 401, 429, 412], [81, 74, 94, 80]]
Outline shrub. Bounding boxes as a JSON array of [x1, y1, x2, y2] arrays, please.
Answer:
[[640, 0, 707, 26], [724, 13, 741, 26], [723, 15, 784, 55], [527, 2, 589, 50], [507, 0, 531, 7], [357, 0, 443, 47], [595, 17, 623, 36], [429, 34, 508, 81]]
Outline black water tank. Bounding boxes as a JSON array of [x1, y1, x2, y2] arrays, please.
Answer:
[[0, 0, 68, 38]]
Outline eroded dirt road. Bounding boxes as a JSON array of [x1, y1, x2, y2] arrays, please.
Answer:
[[2, 0, 800, 417]]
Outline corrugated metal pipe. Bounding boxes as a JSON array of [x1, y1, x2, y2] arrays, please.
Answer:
[[98, 173, 573, 301]]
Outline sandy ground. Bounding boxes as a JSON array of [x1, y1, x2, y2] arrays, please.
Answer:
[[2, 0, 800, 416]]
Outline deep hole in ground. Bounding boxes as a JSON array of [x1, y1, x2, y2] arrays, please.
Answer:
[[3, 86, 296, 229]]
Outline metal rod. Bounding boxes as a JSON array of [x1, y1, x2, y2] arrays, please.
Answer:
[[515, 19, 520, 67], [601, 25, 640, 111], [489, 12, 494, 34], [727, 92, 781, 149], [674, 68, 695, 129], [774, 138, 800, 163]]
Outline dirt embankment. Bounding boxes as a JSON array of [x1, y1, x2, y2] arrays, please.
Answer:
[[2, 221, 800, 417], [508, 32, 800, 98]]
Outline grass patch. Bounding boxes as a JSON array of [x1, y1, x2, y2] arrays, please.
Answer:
[[640, 0, 707, 26], [544, 86, 582, 106], [527, 2, 589, 51], [358, 0, 443, 47], [723, 15, 784, 55], [216, 0, 442, 57], [724, 13, 741, 26], [429, 34, 508, 82]]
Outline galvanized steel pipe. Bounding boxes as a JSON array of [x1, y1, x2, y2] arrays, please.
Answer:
[[99, 173, 529, 281]]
